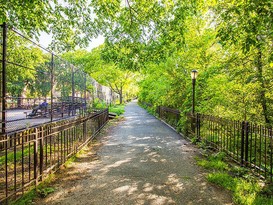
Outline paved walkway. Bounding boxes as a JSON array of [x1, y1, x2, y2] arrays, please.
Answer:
[[36, 101, 232, 205]]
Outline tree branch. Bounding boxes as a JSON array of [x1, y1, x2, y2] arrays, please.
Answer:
[[126, 0, 134, 29]]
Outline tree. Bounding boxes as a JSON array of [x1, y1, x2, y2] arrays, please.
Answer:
[[92, 0, 198, 69], [137, 0, 273, 126], [88, 48, 139, 104], [30, 59, 51, 99], [63, 46, 138, 104], [5, 33, 46, 98], [213, 0, 273, 124], [1, 0, 99, 51], [93, 65, 133, 104], [138, 9, 220, 110]]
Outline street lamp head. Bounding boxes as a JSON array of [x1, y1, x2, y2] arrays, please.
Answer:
[[191, 70, 198, 80]]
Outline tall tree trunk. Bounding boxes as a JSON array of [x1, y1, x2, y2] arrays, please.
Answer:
[[256, 46, 270, 124], [119, 86, 123, 104]]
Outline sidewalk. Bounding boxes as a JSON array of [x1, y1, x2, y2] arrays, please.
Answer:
[[36, 101, 232, 205]]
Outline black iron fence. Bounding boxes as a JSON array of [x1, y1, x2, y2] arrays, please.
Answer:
[[0, 108, 108, 204], [194, 114, 273, 182], [157, 106, 180, 129], [0, 22, 117, 134], [155, 106, 273, 182]]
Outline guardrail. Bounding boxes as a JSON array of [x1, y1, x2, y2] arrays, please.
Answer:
[[0, 108, 108, 204]]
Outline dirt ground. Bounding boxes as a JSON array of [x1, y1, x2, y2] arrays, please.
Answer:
[[34, 101, 233, 205]]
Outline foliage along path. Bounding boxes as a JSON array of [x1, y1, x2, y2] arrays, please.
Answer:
[[35, 100, 232, 205]]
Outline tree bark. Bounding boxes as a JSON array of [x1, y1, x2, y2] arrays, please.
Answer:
[[256, 46, 270, 124], [119, 86, 123, 104]]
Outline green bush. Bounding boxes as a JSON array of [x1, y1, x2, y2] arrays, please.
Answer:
[[89, 99, 125, 116], [109, 104, 125, 116], [92, 99, 107, 109]]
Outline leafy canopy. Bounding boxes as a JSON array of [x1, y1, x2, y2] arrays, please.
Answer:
[[1, 0, 99, 51]]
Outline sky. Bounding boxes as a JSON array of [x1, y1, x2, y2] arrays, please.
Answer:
[[37, 0, 107, 52], [39, 31, 105, 51]]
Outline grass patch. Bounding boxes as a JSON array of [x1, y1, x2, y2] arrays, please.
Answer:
[[109, 104, 125, 116], [10, 188, 37, 205], [197, 159, 228, 171], [10, 174, 56, 205], [197, 152, 273, 205], [90, 99, 125, 116], [62, 142, 93, 169], [0, 146, 34, 166], [196, 152, 229, 171], [207, 172, 236, 191]]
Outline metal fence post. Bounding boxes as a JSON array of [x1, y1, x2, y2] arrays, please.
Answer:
[[84, 72, 87, 114], [5, 136, 8, 204], [34, 128, 38, 185], [50, 54, 54, 122], [269, 129, 273, 183], [244, 121, 249, 166], [71, 66, 75, 115], [197, 113, 201, 141], [241, 121, 245, 166], [1, 22, 7, 134], [176, 112, 179, 128], [83, 121, 87, 139], [39, 127, 44, 181]]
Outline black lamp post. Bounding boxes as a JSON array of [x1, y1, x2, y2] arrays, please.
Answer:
[[191, 70, 198, 136], [191, 70, 198, 114]]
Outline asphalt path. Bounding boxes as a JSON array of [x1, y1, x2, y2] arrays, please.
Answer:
[[36, 100, 232, 205]]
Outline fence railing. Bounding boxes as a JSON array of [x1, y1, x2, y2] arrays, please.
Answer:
[[195, 113, 273, 182], [0, 108, 109, 204], [155, 105, 273, 182], [157, 106, 181, 129], [0, 22, 118, 134], [3, 96, 89, 134]]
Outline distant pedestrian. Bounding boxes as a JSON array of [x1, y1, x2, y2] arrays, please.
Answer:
[[28, 100, 48, 116]]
